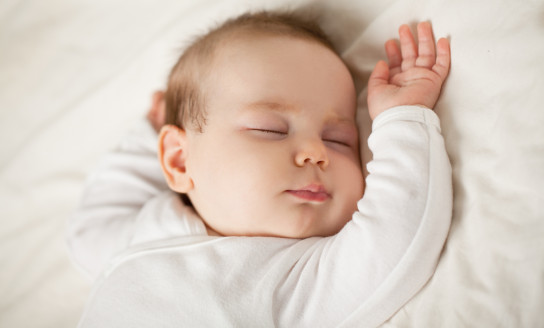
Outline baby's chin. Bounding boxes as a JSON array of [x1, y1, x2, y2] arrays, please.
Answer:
[[209, 224, 343, 239], [204, 206, 353, 239]]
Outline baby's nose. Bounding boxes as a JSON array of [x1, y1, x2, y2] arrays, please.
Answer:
[[294, 138, 329, 169]]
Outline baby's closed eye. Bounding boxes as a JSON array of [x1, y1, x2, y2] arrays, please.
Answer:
[[323, 138, 351, 147], [251, 128, 287, 135], [246, 127, 288, 140]]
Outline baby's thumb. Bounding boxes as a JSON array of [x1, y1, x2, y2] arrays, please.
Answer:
[[368, 60, 389, 89]]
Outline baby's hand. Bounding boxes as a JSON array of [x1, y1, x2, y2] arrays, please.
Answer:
[[147, 91, 166, 133], [367, 22, 450, 120]]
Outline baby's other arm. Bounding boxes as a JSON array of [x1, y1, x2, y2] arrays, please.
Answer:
[[66, 92, 168, 279]]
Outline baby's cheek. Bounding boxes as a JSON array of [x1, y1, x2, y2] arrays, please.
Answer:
[[340, 158, 364, 192], [341, 168, 365, 213]]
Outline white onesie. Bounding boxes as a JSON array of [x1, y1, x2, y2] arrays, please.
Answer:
[[67, 106, 452, 327]]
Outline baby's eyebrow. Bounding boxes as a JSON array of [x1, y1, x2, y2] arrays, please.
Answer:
[[244, 101, 300, 113], [243, 100, 356, 125]]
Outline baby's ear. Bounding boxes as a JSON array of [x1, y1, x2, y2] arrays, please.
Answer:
[[158, 125, 194, 193]]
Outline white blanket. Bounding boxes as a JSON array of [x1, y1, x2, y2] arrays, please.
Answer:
[[1, 0, 543, 326]]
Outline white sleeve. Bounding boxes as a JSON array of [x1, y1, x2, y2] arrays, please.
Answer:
[[66, 121, 169, 279], [282, 106, 453, 327]]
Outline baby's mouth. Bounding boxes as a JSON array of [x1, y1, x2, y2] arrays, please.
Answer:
[[285, 184, 331, 202]]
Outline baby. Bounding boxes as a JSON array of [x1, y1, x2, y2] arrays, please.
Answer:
[[68, 11, 452, 327]]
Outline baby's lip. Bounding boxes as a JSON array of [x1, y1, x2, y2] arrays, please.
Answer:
[[286, 184, 331, 202]]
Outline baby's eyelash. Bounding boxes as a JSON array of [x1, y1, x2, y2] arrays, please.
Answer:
[[323, 139, 351, 147], [254, 129, 286, 135]]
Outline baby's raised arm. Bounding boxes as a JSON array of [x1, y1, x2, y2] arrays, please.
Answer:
[[288, 23, 453, 326], [367, 22, 450, 119]]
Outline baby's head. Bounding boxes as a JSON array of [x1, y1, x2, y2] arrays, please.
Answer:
[[159, 11, 364, 238]]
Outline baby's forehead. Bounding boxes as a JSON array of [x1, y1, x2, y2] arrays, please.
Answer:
[[203, 30, 357, 117]]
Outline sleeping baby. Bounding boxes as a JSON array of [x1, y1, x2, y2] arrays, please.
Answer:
[[67, 11, 452, 327]]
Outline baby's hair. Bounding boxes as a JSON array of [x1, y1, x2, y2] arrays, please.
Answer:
[[164, 10, 336, 132]]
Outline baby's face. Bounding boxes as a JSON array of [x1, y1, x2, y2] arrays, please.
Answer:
[[185, 35, 364, 238]]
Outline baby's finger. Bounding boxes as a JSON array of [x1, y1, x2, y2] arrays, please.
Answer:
[[399, 24, 417, 71], [432, 38, 451, 81], [385, 39, 402, 76], [415, 22, 436, 68]]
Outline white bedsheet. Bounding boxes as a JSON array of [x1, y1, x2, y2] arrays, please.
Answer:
[[1, 0, 543, 327]]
